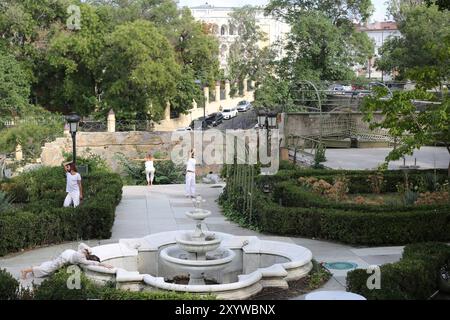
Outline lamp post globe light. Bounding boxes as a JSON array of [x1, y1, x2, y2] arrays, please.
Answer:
[[257, 110, 267, 128], [65, 112, 81, 164]]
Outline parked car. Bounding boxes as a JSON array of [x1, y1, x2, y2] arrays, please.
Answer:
[[237, 100, 251, 112], [205, 113, 224, 127], [222, 107, 238, 120], [189, 117, 208, 130]]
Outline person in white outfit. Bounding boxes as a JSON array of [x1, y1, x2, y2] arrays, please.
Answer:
[[63, 162, 83, 208], [20, 243, 113, 279], [185, 149, 196, 198], [133, 153, 169, 186]]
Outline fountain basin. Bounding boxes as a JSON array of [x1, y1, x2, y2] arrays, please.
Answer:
[[83, 232, 314, 299], [185, 209, 212, 220], [160, 247, 235, 269], [176, 232, 221, 254]]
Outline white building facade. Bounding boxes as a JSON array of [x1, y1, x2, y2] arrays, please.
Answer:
[[188, 4, 291, 71], [356, 22, 401, 80]]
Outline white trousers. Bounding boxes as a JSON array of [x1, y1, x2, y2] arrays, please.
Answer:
[[146, 169, 155, 184], [64, 192, 80, 208], [185, 172, 196, 197]]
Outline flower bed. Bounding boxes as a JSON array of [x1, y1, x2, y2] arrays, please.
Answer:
[[220, 166, 450, 246]]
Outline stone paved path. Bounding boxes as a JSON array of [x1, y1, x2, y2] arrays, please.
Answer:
[[0, 184, 405, 298]]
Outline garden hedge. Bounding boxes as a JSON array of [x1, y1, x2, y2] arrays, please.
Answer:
[[257, 168, 448, 194], [250, 193, 450, 245], [346, 242, 450, 299], [0, 268, 214, 300], [273, 181, 450, 213], [220, 165, 450, 245], [0, 167, 123, 256]]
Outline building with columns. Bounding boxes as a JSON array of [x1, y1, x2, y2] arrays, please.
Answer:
[[188, 3, 291, 71]]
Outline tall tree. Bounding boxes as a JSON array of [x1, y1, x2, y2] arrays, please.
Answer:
[[34, 3, 111, 115], [227, 6, 276, 88], [377, 4, 450, 89], [100, 20, 180, 120], [265, 0, 373, 25]]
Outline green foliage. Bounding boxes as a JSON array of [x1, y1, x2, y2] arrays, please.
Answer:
[[0, 167, 122, 256], [0, 107, 64, 160], [114, 152, 184, 185], [0, 191, 13, 213], [379, 4, 450, 89], [99, 288, 216, 300], [362, 88, 449, 168], [227, 6, 275, 85], [114, 152, 145, 186], [313, 144, 327, 166], [63, 150, 110, 173], [33, 267, 99, 300], [0, 268, 19, 300], [0, 0, 220, 120], [222, 168, 450, 245], [253, 76, 295, 112], [0, 51, 31, 119], [100, 20, 180, 120], [347, 242, 450, 299], [32, 267, 216, 300]]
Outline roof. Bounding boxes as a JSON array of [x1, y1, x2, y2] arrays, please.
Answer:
[[356, 21, 398, 32]]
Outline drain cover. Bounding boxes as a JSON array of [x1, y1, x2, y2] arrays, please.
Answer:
[[324, 262, 358, 270]]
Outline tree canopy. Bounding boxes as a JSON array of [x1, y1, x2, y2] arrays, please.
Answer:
[[0, 0, 220, 120]]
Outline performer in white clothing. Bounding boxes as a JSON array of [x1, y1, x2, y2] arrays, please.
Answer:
[[133, 153, 169, 186], [63, 162, 83, 208], [21, 243, 113, 279], [185, 149, 196, 198]]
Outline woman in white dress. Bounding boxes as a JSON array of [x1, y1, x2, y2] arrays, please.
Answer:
[[185, 149, 196, 198], [21, 243, 112, 279]]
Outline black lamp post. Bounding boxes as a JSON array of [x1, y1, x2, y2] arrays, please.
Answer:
[[257, 110, 279, 155], [66, 113, 81, 164]]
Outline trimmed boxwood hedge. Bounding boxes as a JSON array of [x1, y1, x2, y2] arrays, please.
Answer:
[[250, 192, 450, 245], [0, 268, 214, 300], [346, 242, 450, 299], [221, 166, 450, 245], [0, 167, 123, 256], [273, 181, 450, 213], [257, 168, 448, 194]]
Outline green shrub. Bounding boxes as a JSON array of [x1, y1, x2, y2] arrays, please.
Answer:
[[0, 191, 13, 213], [0, 269, 19, 300], [99, 288, 215, 300], [0, 167, 123, 256], [64, 151, 111, 173], [347, 242, 450, 299], [33, 268, 99, 300], [33, 268, 215, 300]]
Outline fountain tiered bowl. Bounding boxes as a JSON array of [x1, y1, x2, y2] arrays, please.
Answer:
[[160, 203, 235, 285]]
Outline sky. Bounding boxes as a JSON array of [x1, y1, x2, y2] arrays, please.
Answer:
[[178, 0, 389, 22]]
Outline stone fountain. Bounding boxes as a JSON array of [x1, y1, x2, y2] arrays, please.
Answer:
[[160, 196, 235, 285], [82, 196, 314, 299]]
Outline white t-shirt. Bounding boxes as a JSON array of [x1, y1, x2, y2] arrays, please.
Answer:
[[145, 160, 155, 171], [66, 172, 81, 193], [186, 158, 196, 172]]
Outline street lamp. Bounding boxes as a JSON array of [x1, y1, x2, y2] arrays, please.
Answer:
[[194, 79, 206, 120], [267, 112, 278, 129], [65, 112, 81, 164], [257, 110, 267, 128]]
